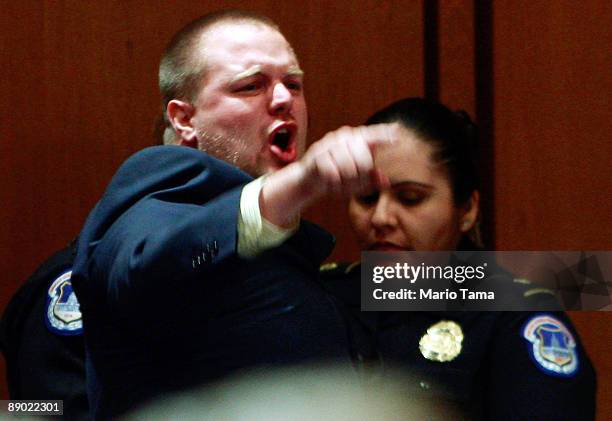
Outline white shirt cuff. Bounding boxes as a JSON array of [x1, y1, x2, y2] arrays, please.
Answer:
[[237, 176, 299, 258]]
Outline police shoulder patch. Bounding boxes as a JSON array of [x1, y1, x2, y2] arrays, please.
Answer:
[[522, 314, 578, 377], [46, 270, 83, 335]]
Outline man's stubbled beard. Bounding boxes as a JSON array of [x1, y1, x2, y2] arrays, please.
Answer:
[[196, 128, 260, 177]]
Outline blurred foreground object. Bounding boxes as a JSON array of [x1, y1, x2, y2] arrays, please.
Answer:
[[126, 364, 461, 421]]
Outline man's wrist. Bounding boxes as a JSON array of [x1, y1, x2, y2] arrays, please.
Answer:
[[259, 162, 317, 227], [237, 176, 299, 258]]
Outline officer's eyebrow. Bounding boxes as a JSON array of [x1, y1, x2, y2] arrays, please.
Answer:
[[391, 180, 434, 190]]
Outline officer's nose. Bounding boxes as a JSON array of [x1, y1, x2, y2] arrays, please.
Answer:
[[371, 193, 397, 233], [269, 82, 293, 115]]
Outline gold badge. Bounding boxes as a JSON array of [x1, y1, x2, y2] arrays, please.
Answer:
[[419, 320, 464, 362]]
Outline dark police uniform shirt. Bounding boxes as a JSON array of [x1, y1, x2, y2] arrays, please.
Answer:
[[72, 146, 353, 420], [0, 240, 88, 421], [320, 262, 596, 421]]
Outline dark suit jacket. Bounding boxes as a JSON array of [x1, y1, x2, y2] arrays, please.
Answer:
[[72, 146, 351, 420]]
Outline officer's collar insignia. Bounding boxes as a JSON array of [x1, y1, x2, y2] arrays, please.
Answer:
[[46, 270, 83, 335], [419, 320, 463, 362], [319, 262, 338, 272], [522, 315, 578, 377]]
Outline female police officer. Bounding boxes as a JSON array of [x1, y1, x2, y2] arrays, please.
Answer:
[[321, 98, 596, 420]]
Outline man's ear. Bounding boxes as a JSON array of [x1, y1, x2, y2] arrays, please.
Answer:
[[459, 190, 480, 233], [166, 100, 198, 148]]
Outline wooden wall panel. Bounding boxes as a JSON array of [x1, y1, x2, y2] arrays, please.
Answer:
[[491, 1, 612, 419], [492, 0, 612, 250], [438, 0, 475, 116], [437, 0, 498, 248]]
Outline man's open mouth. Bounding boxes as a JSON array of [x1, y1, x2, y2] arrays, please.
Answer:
[[273, 127, 291, 150], [268, 124, 297, 164]]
